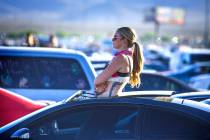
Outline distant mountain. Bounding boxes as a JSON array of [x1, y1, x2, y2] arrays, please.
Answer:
[[0, 0, 209, 36]]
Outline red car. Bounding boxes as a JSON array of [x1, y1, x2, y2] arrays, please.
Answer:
[[0, 88, 47, 127]]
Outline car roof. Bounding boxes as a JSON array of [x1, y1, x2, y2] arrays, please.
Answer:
[[65, 91, 210, 113], [172, 91, 210, 98], [171, 97, 210, 113], [0, 46, 86, 58], [118, 91, 175, 97], [65, 90, 175, 102]]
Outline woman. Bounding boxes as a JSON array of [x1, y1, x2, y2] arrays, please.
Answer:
[[25, 32, 38, 47], [48, 34, 59, 48], [94, 27, 144, 97]]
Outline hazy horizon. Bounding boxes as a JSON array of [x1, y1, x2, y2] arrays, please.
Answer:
[[0, 0, 209, 37]]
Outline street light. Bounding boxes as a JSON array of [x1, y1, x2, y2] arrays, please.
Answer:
[[204, 0, 209, 48]]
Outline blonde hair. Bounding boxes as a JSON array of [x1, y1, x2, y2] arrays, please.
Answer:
[[117, 27, 144, 87]]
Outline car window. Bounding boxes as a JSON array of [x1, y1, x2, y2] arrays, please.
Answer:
[[124, 74, 184, 92], [143, 106, 210, 139], [0, 56, 90, 90], [28, 105, 140, 140]]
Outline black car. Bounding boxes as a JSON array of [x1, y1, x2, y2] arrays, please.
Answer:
[[124, 72, 197, 93], [91, 60, 197, 93], [0, 91, 210, 140]]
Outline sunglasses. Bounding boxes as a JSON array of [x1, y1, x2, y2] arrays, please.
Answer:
[[112, 37, 122, 41]]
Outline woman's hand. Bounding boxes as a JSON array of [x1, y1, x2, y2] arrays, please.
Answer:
[[94, 82, 108, 95]]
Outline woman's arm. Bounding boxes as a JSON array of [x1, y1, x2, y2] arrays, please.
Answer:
[[94, 55, 125, 86]]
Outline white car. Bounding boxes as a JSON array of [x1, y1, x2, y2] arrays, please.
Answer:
[[0, 47, 96, 101], [170, 47, 210, 71]]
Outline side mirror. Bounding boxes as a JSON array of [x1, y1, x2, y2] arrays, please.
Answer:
[[11, 128, 30, 139]]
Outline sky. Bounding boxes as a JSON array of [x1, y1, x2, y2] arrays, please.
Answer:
[[0, 0, 209, 37]]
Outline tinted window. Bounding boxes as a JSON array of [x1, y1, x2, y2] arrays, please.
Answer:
[[143, 106, 210, 140], [29, 106, 140, 140], [0, 56, 90, 89], [124, 74, 188, 93]]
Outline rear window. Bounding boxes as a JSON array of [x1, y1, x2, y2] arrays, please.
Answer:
[[0, 56, 90, 90], [124, 74, 192, 93]]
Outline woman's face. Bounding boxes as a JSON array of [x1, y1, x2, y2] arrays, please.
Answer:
[[112, 32, 123, 49], [28, 35, 35, 46]]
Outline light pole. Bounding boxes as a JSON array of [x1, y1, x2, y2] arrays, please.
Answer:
[[204, 0, 209, 48]]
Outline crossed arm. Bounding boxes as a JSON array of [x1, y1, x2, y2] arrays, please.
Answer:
[[94, 55, 125, 92]]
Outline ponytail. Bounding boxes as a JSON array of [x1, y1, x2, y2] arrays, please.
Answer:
[[129, 42, 144, 87]]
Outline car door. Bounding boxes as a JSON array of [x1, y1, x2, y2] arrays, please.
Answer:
[[141, 105, 210, 140], [26, 104, 142, 140]]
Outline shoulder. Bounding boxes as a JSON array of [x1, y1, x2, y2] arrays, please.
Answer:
[[111, 55, 126, 66], [112, 54, 127, 64], [115, 54, 132, 63]]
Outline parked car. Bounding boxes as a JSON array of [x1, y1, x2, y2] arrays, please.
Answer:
[[124, 72, 197, 93], [0, 88, 48, 127], [169, 47, 210, 71], [0, 91, 210, 140], [163, 62, 210, 83], [144, 60, 169, 72], [144, 44, 170, 68], [171, 91, 210, 101], [0, 47, 96, 101], [189, 74, 210, 90]]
